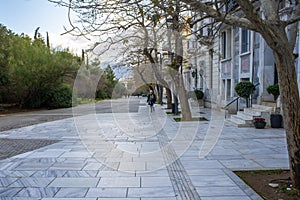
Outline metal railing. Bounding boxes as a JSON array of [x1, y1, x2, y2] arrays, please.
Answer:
[[223, 82, 260, 119]]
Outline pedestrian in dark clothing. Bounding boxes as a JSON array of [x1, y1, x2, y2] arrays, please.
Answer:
[[147, 90, 156, 112]]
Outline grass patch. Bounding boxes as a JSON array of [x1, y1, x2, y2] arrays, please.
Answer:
[[173, 117, 208, 122], [76, 98, 100, 104], [166, 111, 181, 115]]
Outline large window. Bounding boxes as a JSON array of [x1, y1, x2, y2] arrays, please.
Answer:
[[241, 28, 250, 53], [221, 29, 231, 59]]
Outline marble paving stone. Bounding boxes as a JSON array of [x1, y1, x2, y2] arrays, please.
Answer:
[[270, 154, 289, 159], [13, 162, 52, 171], [49, 178, 99, 188], [127, 187, 175, 198], [196, 186, 246, 196], [200, 196, 252, 200], [242, 154, 275, 160], [0, 198, 40, 200], [254, 158, 289, 168], [63, 171, 98, 177], [218, 159, 263, 170], [97, 177, 140, 188], [54, 187, 89, 198], [48, 163, 86, 171], [237, 148, 278, 155], [85, 187, 127, 198], [141, 177, 172, 187], [118, 162, 146, 171], [82, 162, 103, 170], [142, 198, 177, 200], [60, 152, 93, 158], [182, 160, 224, 170], [14, 187, 59, 198], [189, 175, 236, 187], [31, 170, 67, 177], [0, 178, 18, 187], [43, 198, 96, 200], [0, 187, 22, 197], [145, 161, 166, 171], [26, 151, 64, 158], [9, 178, 54, 188], [136, 169, 169, 177], [0, 171, 35, 178], [96, 171, 134, 177], [185, 169, 225, 176]]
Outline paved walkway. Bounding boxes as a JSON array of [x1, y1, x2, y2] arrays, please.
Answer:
[[0, 98, 288, 199]]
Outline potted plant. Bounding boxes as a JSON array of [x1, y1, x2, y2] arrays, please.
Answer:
[[234, 81, 256, 107], [267, 83, 283, 128], [253, 117, 266, 129]]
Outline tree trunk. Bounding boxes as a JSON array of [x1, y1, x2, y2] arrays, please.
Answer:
[[174, 72, 192, 120], [166, 87, 172, 109], [273, 49, 300, 189]]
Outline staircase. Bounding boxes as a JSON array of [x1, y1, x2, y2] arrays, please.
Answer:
[[226, 104, 276, 127]]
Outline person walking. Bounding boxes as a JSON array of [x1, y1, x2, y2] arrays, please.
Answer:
[[147, 90, 156, 112]]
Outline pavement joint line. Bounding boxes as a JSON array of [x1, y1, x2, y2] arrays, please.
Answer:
[[157, 129, 201, 200], [223, 168, 264, 200]]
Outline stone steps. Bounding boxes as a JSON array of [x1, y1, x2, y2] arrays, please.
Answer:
[[226, 104, 274, 127]]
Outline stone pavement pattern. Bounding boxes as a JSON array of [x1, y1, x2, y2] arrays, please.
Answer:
[[0, 98, 289, 199]]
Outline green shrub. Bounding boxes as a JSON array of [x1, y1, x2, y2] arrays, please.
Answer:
[[45, 84, 73, 108], [267, 83, 280, 100], [195, 89, 204, 99], [96, 89, 109, 100], [24, 91, 48, 108], [188, 89, 204, 100], [234, 81, 255, 107]]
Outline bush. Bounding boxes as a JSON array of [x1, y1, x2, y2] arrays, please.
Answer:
[[194, 89, 204, 99], [234, 81, 255, 107], [24, 91, 48, 108], [267, 83, 280, 100], [188, 89, 204, 100], [45, 84, 73, 109], [234, 81, 255, 98]]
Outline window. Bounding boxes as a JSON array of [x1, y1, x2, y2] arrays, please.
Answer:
[[278, 0, 286, 10], [221, 32, 226, 57], [241, 28, 250, 53], [221, 29, 231, 59]]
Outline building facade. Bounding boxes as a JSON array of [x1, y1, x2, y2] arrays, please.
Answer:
[[186, 2, 300, 112]]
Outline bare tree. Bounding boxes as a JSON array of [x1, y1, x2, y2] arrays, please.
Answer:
[[176, 0, 300, 189], [49, 0, 193, 120]]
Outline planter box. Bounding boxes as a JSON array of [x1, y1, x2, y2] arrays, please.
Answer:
[[270, 114, 283, 128], [254, 121, 266, 129]]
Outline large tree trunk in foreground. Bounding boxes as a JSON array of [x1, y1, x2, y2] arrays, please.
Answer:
[[273, 48, 300, 189]]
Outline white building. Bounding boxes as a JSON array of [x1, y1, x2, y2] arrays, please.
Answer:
[[186, 1, 300, 112]]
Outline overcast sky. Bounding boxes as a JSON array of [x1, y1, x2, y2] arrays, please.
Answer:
[[0, 0, 92, 55]]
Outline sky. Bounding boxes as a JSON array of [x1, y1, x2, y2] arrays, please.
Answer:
[[0, 0, 92, 55], [0, 0, 132, 78]]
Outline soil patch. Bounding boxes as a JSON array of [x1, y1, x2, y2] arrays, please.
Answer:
[[235, 170, 300, 200]]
